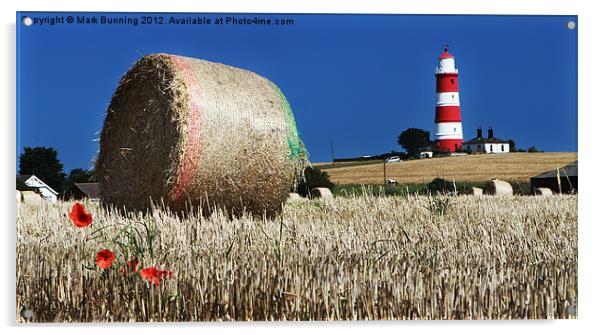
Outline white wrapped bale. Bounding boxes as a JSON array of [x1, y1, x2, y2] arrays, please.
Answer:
[[484, 179, 513, 195], [468, 187, 483, 195], [535, 187, 553, 196], [21, 191, 42, 204], [287, 193, 303, 202], [310, 187, 333, 199]]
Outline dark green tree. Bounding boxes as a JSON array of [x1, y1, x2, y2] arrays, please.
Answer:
[[18, 146, 66, 192], [296, 166, 335, 197], [427, 177, 451, 194], [527, 146, 540, 153], [62, 168, 96, 195], [397, 128, 431, 156], [508, 139, 517, 152], [16, 178, 36, 191]]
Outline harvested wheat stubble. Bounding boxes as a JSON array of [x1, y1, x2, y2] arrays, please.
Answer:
[[16, 195, 577, 321], [96, 54, 307, 216]]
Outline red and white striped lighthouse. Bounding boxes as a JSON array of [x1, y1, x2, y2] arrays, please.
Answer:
[[434, 46, 463, 152]]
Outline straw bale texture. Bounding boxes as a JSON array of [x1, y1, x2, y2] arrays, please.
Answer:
[[484, 179, 513, 195], [96, 54, 306, 216], [16, 190, 22, 203]]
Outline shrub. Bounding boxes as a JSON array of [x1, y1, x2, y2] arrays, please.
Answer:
[[297, 166, 334, 197], [527, 147, 540, 153], [426, 178, 452, 194]]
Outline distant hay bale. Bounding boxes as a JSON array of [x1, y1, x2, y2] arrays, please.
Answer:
[[21, 191, 41, 204], [96, 54, 307, 216], [484, 179, 513, 195], [535, 187, 553, 196], [310, 187, 333, 199], [287, 193, 302, 202], [16, 190, 22, 203], [467, 187, 483, 195]]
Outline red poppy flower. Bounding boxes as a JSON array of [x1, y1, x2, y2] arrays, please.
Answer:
[[95, 249, 116, 269], [140, 267, 174, 286], [140, 267, 160, 286], [119, 259, 139, 274], [69, 202, 92, 228]]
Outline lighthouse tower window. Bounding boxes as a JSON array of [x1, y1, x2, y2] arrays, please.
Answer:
[[490, 144, 493, 152], [501, 145, 504, 152], [451, 79, 454, 84]]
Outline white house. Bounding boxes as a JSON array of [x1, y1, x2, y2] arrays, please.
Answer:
[[16, 174, 59, 202], [461, 127, 510, 154]]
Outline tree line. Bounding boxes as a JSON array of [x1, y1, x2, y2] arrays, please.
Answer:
[[396, 128, 540, 157], [17, 146, 96, 197]]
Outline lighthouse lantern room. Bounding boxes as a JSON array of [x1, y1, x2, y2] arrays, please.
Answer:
[[434, 46, 464, 152]]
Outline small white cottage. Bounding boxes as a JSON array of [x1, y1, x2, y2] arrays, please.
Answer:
[[461, 127, 510, 154], [16, 174, 59, 203]]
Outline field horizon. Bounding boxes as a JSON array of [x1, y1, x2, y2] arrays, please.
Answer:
[[313, 152, 577, 185]]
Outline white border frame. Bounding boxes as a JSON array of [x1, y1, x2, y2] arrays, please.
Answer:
[[3, 1, 597, 334]]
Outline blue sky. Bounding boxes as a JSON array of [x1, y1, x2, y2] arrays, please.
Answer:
[[17, 13, 577, 172]]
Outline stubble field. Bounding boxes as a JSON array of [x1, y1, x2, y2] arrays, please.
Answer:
[[16, 193, 577, 321], [316, 152, 577, 184]]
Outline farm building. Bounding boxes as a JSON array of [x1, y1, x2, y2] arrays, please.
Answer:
[[66, 182, 100, 201], [530, 160, 577, 194], [16, 174, 58, 202], [461, 127, 510, 154]]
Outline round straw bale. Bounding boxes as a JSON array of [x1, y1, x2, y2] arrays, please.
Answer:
[[21, 191, 42, 204], [468, 187, 483, 195], [287, 192, 302, 202], [310, 187, 333, 199], [484, 179, 513, 195], [535, 187, 553, 196], [96, 54, 307, 216], [16, 190, 22, 203]]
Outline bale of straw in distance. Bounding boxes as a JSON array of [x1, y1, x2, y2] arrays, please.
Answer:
[[287, 192, 302, 202], [468, 187, 483, 195], [535, 187, 553, 196], [96, 54, 307, 216], [21, 191, 41, 204], [310, 187, 333, 199], [484, 179, 513, 195]]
